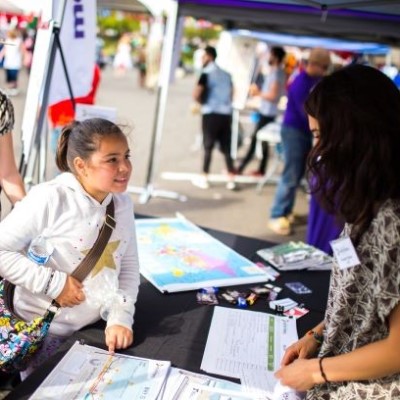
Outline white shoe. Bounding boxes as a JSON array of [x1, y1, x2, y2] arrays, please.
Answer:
[[7, 88, 19, 97], [192, 176, 210, 189]]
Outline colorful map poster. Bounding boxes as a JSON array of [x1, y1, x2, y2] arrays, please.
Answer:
[[136, 217, 271, 293]]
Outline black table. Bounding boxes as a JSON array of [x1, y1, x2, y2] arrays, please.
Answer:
[[6, 227, 330, 399]]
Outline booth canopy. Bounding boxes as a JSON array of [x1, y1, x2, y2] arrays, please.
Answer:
[[97, 0, 150, 14], [230, 29, 390, 55], [0, 0, 24, 15], [177, 0, 400, 45]]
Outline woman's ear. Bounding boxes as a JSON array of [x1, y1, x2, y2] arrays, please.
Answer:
[[73, 157, 87, 177]]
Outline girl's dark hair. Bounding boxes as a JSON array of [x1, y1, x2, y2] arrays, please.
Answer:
[[305, 64, 400, 243], [56, 118, 124, 172]]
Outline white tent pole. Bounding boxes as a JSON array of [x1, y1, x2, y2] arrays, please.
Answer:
[[127, 0, 187, 203]]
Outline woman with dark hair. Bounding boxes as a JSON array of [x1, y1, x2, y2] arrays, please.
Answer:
[[275, 64, 400, 399]]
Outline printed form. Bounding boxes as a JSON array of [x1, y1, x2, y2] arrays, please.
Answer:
[[201, 307, 300, 399]]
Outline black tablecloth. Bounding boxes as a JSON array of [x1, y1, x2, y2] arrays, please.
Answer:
[[6, 227, 330, 400]]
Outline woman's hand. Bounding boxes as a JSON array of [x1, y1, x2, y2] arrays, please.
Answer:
[[55, 275, 85, 307], [281, 334, 320, 366], [275, 358, 322, 391], [105, 325, 134, 353]]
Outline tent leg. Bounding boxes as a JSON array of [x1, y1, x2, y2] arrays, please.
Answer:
[[127, 2, 185, 204]]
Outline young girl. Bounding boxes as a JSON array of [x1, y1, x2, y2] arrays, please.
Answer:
[[275, 65, 400, 398], [0, 118, 140, 373]]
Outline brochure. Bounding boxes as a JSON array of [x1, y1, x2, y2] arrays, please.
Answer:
[[257, 241, 333, 271]]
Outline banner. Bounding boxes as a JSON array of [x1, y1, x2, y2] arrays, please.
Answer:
[[48, 0, 96, 106]]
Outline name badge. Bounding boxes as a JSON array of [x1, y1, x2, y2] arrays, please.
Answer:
[[330, 236, 360, 269]]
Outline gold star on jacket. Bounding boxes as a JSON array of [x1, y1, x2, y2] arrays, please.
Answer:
[[82, 240, 120, 276]]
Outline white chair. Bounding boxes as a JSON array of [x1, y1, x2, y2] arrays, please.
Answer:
[[255, 121, 283, 193]]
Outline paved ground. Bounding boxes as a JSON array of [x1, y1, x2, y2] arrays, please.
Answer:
[[3, 67, 309, 244]]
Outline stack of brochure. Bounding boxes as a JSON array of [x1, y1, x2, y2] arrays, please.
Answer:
[[257, 241, 333, 271], [29, 341, 264, 400]]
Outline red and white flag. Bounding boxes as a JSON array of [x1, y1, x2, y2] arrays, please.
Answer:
[[49, 0, 96, 107]]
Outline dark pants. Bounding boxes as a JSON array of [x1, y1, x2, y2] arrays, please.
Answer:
[[238, 114, 275, 174], [202, 113, 234, 174]]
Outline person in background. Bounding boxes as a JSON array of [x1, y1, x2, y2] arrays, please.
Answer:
[[0, 88, 26, 216], [113, 33, 133, 76], [0, 29, 24, 96], [0, 118, 140, 377], [275, 64, 400, 399], [192, 45, 236, 190], [237, 46, 286, 177], [268, 47, 331, 235]]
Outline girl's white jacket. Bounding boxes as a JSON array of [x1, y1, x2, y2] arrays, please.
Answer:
[[0, 173, 140, 337]]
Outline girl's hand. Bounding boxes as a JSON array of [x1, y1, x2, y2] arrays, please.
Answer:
[[280, 334, 320, 366], [105, 325, 134, 353], [275, 358, 321, 391], [55, 276, 85, 307]]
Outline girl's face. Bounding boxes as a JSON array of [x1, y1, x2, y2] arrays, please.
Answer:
[[76, 134, 132, 203], [308, 115, 320, 145]]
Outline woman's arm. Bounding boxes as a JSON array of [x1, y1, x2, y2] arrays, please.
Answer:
[[280, 321, 325, 366], [0, 131, 26, 204], [320, 302, 400, 381], [275, 303, 400, 390]]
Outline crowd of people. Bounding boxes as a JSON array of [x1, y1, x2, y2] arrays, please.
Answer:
[[1, 22, 400, 399]]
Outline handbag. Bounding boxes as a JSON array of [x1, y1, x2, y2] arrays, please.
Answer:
[[0, 199, 116, 372]]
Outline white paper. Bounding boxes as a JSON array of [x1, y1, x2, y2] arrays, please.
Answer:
[[158, 367, 253, 400], [200, 307, 298, 379], [29, 342, 170, 400], [330, 236, 360, 269], [240, 367, 305, 400]]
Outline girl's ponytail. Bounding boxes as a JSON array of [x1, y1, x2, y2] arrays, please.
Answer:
[[55, 122, 77, 172]]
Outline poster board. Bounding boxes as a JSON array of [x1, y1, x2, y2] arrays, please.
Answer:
[[136, 217, 271, 293]]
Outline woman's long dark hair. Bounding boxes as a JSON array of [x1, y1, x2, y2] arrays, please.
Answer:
[[305, 64, 400, 243]]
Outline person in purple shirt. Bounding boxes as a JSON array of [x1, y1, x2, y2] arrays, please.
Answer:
[[306, 181, 343, 255], [268, 47, 331, 235]]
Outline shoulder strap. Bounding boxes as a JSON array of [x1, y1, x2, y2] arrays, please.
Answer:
[[72, 199, 115, 282]]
